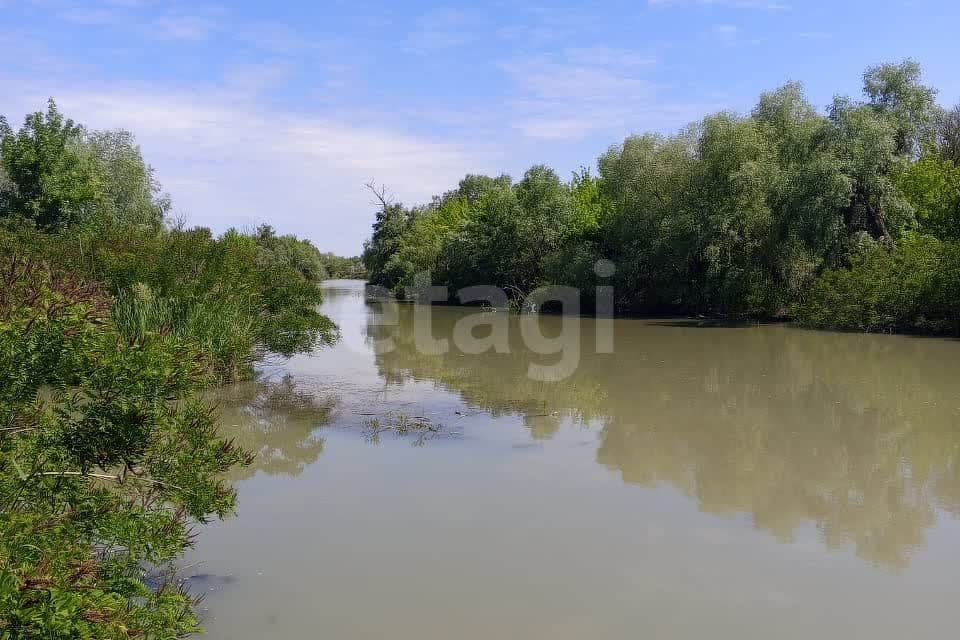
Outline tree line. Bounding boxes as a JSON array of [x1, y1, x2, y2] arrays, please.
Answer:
[[0, 101, 344, 637], [363, 60, 960, 334]]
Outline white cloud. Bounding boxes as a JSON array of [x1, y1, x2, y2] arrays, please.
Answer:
[[499, 47, 706, 141], [563, 46, 658, 69], [0, 77, 499, 254], [43, 0, 222, 42], [56, 7, 124, 25]]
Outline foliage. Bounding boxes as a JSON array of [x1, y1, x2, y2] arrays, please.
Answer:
[[0, 248, 251, 638], [797, 233, 960, 334], [30, 221, 340, 382], [317, 252, 366, 279], [0, 101, 343, 381], [0, 100, 167, 230], [361, 60, 959, 331], [0, 100, 103, 229], [861, 59, 941, 156], [897, 157, 960, 239], [255, 224, 363, 282], [938, 105, 960, 165], [0, 99, 345, 637]]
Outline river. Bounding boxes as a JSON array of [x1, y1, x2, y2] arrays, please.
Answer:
[[188, 279, 960, 639]]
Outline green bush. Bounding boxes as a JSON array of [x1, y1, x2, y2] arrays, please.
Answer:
[[798, 234, 960, 334], [3, 221, 339, 382], [0, 250, 250, 638], [0, 100, 342, 638]]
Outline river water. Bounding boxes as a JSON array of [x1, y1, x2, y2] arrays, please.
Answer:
[[189, 279, 960, 639]]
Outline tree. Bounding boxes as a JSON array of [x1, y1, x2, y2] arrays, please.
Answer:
[[86, 129, 169, 227], [938, 105, 960, 165], [752, 83, 851, 307], [0, 99, 102, 228], [597, 131, 699, 312], [358, 60, 960, 332], [361, 182, 410, 289], [510, 165, 575, 290], [897, 157, 960, 239], [830, 98, 913, 245], [862, 59, 940, 157]]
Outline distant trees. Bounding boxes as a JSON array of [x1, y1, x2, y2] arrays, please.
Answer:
[[255, 224, 365, 281], [362, 60, 960, 333]]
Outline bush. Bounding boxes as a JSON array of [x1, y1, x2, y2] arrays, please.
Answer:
[[3, 221, 339, 382], [798, 233, 960, 334], [0, 249, 251, 638]]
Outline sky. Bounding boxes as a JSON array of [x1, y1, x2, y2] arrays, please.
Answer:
[[2, 0, 959, 255]]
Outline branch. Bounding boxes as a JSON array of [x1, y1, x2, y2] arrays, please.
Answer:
[[35, 471, 188, 492], [38, 471, 119, 481], [364, 180, 394, 209]]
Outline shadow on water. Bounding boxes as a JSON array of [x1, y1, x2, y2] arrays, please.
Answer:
[[366, 303, 960, 570]]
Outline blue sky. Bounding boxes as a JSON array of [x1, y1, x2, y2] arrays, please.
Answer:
[[3, 0, 958, 254]]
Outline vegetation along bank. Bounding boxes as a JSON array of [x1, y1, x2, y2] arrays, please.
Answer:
[[363, 60, 960, 335], [0, 100, 357, 637]]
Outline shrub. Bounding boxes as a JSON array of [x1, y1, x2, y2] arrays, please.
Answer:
[[798, 233, 960, 334], [0, 249, 251, 638]]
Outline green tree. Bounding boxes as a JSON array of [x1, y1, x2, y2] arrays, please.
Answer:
[[799, 233, 960, 333], [937, 105, 960, 165], [597, 131, 699, 312], [862, 59, 941, 156], [86, 129, 169, 227], [897, 157, 960, 238], [0, 100, 103, 228], [752, 82, 851, 310], [830, 97, 914, 244], [361, 183, 410, 289], [360, 60, 960, 334]]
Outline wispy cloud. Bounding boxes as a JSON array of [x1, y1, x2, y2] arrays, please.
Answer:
[[563, 46, 658, 68], [151, 14, 220, 41], [712, 23, 740, 46], [47, 0, 223, 42], [499, 47, 705, 141], [56, 6, 126, 25], [405, 7, 478, 53], [649, 0, 790, 10], [0, 75, 498, 253], [796, 31, 832, 40], [237, 22, 327, 56]]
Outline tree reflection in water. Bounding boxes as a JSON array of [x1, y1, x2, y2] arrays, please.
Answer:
[[369, 304, 960, 570], [213, 376, 336, 480]]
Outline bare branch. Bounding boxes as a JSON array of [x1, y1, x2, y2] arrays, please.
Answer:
[[364, 180, 394, 209]]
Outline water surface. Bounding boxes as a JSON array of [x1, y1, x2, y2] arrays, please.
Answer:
[[189, 279, 960, 639]]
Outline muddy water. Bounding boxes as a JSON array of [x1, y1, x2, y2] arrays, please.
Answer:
[[189, 279, 960, 639]]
